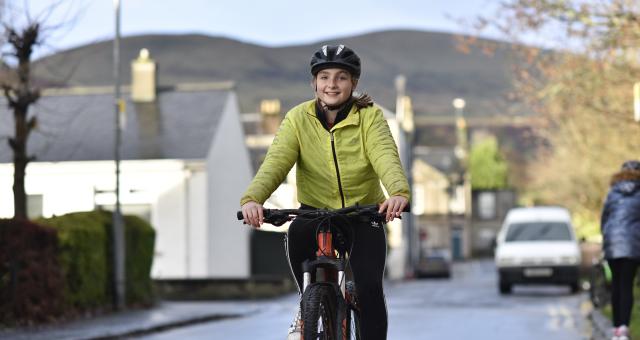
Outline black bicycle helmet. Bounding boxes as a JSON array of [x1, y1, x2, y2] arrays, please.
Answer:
[[310, 44, 361, 79]]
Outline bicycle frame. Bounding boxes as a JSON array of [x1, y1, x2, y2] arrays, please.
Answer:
[[589, 255, 612, 308], [237, 203, 408, 340]]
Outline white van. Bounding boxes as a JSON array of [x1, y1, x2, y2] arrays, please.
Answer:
[[494, 206, 581, 294]]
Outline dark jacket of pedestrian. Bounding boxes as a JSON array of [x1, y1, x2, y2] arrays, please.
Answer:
[[601, 161, 640, 260]]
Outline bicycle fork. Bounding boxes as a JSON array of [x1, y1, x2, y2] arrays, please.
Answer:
[[300, 230, 356, 340], [302, 231, 346, 298]]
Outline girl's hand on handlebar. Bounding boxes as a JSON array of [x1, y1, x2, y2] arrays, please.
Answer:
[[379, 196, 409, 222], [241, 201, 263, 228]]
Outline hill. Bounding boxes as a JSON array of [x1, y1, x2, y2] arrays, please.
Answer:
[[33, 29, 521, 115]]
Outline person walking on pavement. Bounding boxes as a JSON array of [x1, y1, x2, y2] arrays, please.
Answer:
[[601, 160, 640, 340], [239, 44, 410, 340]]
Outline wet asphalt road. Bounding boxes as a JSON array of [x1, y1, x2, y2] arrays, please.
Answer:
[[136, 259, 592, 340]]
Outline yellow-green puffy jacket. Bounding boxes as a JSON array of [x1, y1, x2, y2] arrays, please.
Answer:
[[240, 99, 410, 209]]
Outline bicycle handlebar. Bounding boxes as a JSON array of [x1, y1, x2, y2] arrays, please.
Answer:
[[236, 204, 410, 226]]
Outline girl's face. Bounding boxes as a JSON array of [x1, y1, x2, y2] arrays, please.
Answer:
[[314, 68, 356, 108]]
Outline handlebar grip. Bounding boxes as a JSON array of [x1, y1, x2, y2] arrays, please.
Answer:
[[236, 209, 273, 220]]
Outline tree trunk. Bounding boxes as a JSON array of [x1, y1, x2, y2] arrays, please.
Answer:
[[3, 24, 41, 219], [13, 158, 27, 219], [12, 108, 28, 219]]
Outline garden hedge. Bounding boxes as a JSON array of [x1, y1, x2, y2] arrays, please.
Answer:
[[39, 211, 156, 310], [122, 214, 156, 305], [39, 211, 111, 310], [1, 211, 155, 325]]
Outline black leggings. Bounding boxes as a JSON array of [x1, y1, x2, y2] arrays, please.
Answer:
[[609, 258, 640, 327], [286, 215, 388, 340]]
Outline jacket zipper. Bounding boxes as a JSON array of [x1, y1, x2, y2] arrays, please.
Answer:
[[330, 131, 346, 208]]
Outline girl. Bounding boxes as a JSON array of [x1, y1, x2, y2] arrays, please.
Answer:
[[240, 44, 410, 340]]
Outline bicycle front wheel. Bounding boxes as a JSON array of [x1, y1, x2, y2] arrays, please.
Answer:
[[302, 284, 338, 340], [344, 281, 361, 340], [345, 307, 361, 340]]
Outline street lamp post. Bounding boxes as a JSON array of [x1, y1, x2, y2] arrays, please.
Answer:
[[452, 98, 471, 260], [402, 97, 415, 274], [396, 75, 415, 278], [112, 0, 126, 310], [452, 98, 467, 160]]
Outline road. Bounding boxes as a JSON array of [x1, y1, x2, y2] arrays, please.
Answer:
[[136, 260, 593, 339]]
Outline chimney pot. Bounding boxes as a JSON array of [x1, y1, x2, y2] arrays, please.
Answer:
[[259, 99, 281, 134], [131, 48, 157, 102]]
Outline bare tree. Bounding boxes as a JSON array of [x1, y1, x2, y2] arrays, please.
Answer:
[[2, 22, 41, 219], [460, 0, 640, 238], [1, 1, 82, 219]]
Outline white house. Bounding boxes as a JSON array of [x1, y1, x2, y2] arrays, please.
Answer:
[[0, 50, 253, 279]]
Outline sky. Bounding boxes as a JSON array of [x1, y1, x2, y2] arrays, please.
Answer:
[[4, 0, 503, 58]]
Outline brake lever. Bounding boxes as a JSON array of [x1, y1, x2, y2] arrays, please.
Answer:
[[263, 211, 291, 226]]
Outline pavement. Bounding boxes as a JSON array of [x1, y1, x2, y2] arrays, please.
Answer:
[[0, 299, 268, 340], [589, 307, 614, 340]]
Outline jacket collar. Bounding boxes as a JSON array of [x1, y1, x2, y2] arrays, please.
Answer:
[[303, 99, 360, 130]]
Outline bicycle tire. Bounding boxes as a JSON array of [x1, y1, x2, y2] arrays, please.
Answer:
[[302, 284, 338, 340], [345, 307, 361, 340], [589, 263, 610, 308], [344, 281, 361, 340]]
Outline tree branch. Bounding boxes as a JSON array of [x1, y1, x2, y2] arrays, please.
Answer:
[[8, 137, 16, 151]]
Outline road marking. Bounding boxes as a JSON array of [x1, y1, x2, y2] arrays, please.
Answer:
[[547, 304, 575, 330]]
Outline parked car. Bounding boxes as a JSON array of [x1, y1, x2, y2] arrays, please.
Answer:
[[415, 247, 452, 278], [494, 206, 581, 294]]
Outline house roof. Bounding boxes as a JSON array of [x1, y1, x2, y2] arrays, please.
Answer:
[[413, 146, 462, 174], [0, 82, 235, 163]]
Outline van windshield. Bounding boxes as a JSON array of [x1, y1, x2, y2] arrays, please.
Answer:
[[505, 222, 572, 242]]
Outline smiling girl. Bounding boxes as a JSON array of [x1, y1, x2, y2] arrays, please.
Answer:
[[240, 44, 409, 340]]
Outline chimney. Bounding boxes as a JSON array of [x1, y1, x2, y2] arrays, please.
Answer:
[[131, 48, 157, 102], [260, 99, 281, 134]]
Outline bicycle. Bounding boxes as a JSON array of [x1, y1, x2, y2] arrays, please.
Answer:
[[237, 204, 402, 340], [589, 254, 612, 308]]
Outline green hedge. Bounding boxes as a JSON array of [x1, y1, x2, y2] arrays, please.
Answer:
[[123, 214, 155, 305], [39, 210, 156, 311], [39, 212, 110, 310]]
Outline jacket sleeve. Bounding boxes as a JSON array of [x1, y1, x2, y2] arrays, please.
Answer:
[[240, 114, 300, 205], [364, 108, 410, 200]]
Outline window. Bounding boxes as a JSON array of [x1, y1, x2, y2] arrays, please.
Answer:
[[478, 192, 496, 220], [27, 194, 43, 219], [505, 222, 572, 242]]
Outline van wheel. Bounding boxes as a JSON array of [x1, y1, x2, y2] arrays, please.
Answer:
[[569, 282, 580, 294], [499, 281, 512, 294]]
